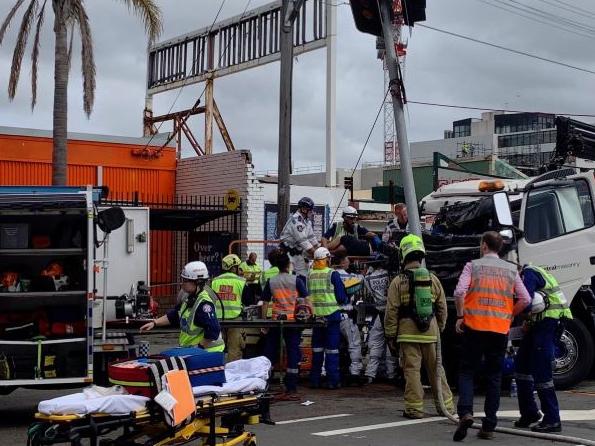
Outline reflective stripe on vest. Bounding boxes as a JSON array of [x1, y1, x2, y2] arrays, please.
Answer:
[[269, 273, 299, 321], [526, 265, 573, 320], [308, 267, 339, 317], [333, 223, 359, 242], [178, 289, 226, 352], [211, 272, 245, 319], [464, 256, 516, 334]]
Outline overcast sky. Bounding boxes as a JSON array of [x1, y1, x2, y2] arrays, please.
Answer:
[[1, 0, 594, 172]]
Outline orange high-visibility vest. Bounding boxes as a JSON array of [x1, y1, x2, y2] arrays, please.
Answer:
[[269, 273, 299, 321], [464, 256, 517, 334]]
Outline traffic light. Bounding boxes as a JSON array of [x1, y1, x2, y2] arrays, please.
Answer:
[[402, 0, 427, 27], [344, 176, 353, 191], [349, 0, 390, 37]]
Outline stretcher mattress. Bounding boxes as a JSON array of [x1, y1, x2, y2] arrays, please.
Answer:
[[192, 356, 270, 396], [38, 393, 150, 416]]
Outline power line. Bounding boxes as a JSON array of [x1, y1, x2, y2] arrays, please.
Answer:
[[534, 0, 595, 20], [473, 0, 595, 40], [419, 24, 595, 76], [553, 0, 595, 18], [330, 88, 390, 223], [407, 100, 595, 118]]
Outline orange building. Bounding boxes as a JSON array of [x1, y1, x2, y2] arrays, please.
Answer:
[[0, 126, 177, 298]]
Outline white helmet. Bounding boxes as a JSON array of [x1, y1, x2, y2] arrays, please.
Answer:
[[342, 206, 358, 218], [181, 261, 209, 281], [531, 291, 547, 314], [314, 247, 331, 260]]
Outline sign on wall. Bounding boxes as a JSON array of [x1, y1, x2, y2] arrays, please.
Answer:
[[188, 231, 236, 277]]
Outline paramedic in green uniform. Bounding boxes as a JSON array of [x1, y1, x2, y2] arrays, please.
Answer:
[[140, 261, 225, 352]]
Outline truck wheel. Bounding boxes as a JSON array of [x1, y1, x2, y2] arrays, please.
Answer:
[[553, 318, 594, 389]]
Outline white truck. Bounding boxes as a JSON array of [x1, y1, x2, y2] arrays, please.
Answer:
[[0, 186, 151, 394], [420, 168, 595, 388]]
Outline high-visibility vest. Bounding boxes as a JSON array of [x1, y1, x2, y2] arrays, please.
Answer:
[[526, 265, 573, 320], [269, 273, 299, 321], [240, 262, 262, 285], [332, 223, 359, 241], [211, 272, 245, 320], [179, 289, 225, 351], [464, 256, 517, 334], [308, 267, 339, 317], [262, 266, 280, 318]]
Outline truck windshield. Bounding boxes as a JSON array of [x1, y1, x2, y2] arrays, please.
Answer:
[[524, 179, 594, 243]]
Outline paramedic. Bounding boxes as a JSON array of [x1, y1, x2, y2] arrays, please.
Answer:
[[140, 261, 224, 352], [384, 234, 453, 419], [453, 231, 530, 441]]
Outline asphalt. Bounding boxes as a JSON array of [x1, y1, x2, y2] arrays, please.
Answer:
[[2, 332, 594, 445]]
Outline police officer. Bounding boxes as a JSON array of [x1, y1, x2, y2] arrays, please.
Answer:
[[261, 253, 308, 397], [453, 231, 530, 441], [514, 265, 573, 433], [384, 234, 453, 419], [140, 261, 224, 352], [364, 261, 398, 384], [211, 254, 254, 362], [308, 247, 348, 389], [279, 197, 319, 277]]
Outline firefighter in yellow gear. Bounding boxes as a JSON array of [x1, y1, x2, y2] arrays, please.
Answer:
[[384, 234, 454, 419]]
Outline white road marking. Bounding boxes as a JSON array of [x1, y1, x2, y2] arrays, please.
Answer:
[[276, 413, 353, 425], [312, 417, 444, 436], [311, 409, 595, 437]]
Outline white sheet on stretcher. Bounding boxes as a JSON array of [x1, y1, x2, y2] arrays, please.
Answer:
[[38, 393, 150, 416], [192, 356, 271, 397]]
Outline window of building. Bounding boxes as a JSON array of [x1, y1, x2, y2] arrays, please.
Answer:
[[524, 179, 595, 243]]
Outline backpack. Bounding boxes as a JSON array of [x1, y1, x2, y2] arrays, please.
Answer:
[[403, 268, 435, 332]]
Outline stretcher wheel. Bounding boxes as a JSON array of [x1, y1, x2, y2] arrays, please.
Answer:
[[244, 439, 256, 446]]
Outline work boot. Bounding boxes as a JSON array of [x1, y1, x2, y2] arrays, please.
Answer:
[[326, 382, 341, 390], [403, 410, 424, 420], [513, 412, 542, 428], [477, 429, 494, 440], [531, 422, 562, 433], [453, 414, 474, 442]]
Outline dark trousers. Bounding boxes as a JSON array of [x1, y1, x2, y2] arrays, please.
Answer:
[[457, 328, 508, 431], [311, 319, 341, 386], [515, 318, 561, 424], [263, 327, 302, 392]]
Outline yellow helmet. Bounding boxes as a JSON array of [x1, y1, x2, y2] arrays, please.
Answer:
[[222, 254, 242, 271], [399, 234, 425, 261]]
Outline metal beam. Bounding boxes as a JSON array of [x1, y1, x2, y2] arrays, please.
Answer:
[[213, 99, 236, 152]]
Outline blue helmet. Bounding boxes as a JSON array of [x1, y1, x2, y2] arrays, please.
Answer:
[[297, 197, 314, 210]]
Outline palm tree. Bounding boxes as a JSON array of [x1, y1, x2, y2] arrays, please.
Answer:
[[0, 0, 162, 185]]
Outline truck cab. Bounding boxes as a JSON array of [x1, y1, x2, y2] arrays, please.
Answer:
[[421, 169, 595, 388]]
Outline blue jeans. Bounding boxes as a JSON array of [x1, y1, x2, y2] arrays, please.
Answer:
[[515, 318, 561, 424], [263, 327, 302, 392], [457, 329, 508, 431], [310, 318, 341, 386]]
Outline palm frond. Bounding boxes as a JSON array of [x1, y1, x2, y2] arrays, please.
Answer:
[[30, 0, 47, 109], [116, 0, 162, 44], [73, 0, 95, 116], [8, 0, 38, 100], [0, 0, 26, 46]]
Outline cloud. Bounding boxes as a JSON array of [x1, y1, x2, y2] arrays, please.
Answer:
[[1, 0, 594, 172]]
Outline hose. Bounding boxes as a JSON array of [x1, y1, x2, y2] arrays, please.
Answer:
[[434, 330, 595, 445]]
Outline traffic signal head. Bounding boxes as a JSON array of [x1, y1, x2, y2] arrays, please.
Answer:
[[349, 0, 388, 37]]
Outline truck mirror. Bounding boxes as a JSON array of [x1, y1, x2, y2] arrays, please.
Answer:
[[493, 192, 513, 227], [97, 206, 126, 234]]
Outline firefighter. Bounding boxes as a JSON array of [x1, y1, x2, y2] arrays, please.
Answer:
[[211, 254, 254, 362], [240, 252, 262, 304], [279, 197, 319, 277], [308, 247, 348, 389], [140, 261, 224, 352], [334, 255, 364, 386], [261, 253, 308, 397], [384, 234, 453, 419], [364, 261, 398, 384], [514, 265, 573, 433], [453, 231, 531, 441]]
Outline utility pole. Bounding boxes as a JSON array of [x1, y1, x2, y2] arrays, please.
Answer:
[[277, 0, 305, 234], [379, 0, 422, 237]]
